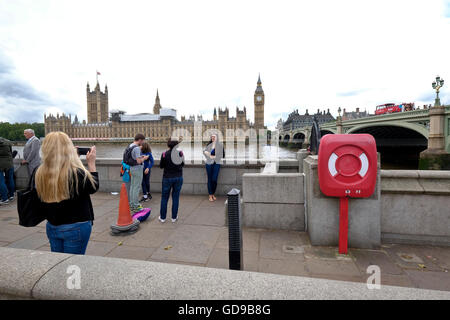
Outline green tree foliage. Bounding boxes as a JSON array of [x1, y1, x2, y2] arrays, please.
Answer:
[[0, 122, 45, 142]]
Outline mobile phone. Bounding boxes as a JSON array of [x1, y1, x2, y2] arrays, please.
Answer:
[[77, 147, 91, 156]]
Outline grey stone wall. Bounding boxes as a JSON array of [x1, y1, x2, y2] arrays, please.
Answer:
[[1, 247, 449, 300], [242, 173, 305, 231], [380, 170, 450, 246]]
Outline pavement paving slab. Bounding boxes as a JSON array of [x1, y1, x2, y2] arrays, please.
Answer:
[[0, 223, 39, 243], [384, 244, 444, 272], [258, 258, 309, 277], [259, 230, 308, 261], [305, 258, 362, 279], [85, 240, 117, 256], [7, 233, 49, 250], [350, 248, 405, 275], [150, 224, 223, 264], [106, 245, 156, 261], [404, 269, 450, 291], [206, 247, 258, 272]]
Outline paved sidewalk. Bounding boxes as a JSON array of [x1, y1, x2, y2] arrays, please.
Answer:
[[1, 192, 449, 292]]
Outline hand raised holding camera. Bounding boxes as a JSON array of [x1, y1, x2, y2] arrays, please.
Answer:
[[86, 146, 96, 172]]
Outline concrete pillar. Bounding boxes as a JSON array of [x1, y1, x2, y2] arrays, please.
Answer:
[[302, 129, 310, 149], [426, 106, 445, 150], [296, 149, 309, 173], [336, 117, 343, 134], [419, 105, 450, 170]]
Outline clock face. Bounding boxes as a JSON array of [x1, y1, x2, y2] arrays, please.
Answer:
[[256, 96, 262, 102]]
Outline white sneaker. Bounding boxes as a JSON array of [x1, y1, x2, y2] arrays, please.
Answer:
[[0, 199, 9, 205], [158, 217, 166, 223], [171, 218, 178, 223]]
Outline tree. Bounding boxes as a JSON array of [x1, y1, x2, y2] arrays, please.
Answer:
[[0, 122, 45, 141]]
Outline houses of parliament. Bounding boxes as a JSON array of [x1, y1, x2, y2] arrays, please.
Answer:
[[44, 76, 266, 141]]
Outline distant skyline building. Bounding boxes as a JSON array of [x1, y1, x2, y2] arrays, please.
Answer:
[[282, 109, 335, 132], [44, 75, 265, 140], [342, 107, 370, 121]]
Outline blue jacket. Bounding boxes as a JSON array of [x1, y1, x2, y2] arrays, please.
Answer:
[[142, 152, 154, 171]]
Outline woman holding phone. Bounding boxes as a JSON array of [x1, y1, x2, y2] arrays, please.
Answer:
[[35, 132, 99, 254], [203, 134, 224, 202]]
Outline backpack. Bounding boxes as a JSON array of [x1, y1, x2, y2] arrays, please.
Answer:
[[120, 161, 131, 183], [123, 145, 139, 166]]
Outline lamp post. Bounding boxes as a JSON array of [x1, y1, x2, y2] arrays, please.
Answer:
[[336, 107, 343, 134], [432, 76, 444, 107], [419, 75, 449, 169]]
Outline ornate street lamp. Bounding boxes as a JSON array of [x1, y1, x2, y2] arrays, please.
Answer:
[[432, 75, 444, 107]]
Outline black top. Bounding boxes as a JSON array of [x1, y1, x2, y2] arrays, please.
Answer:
[[160, 149, 184, 178], [38, 170, 99, 226]]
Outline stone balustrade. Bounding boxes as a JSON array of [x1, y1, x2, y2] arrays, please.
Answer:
[[1, 247, 449, 300]]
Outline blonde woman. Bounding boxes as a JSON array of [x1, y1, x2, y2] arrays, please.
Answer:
[[35, 132, 99, 254]]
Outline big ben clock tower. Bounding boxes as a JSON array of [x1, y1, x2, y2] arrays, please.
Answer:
[[254, 74, 265, 130]]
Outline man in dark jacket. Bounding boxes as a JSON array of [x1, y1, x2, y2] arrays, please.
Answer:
[[0, 137, 15, 204]]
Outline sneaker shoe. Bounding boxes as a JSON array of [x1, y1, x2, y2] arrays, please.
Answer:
[[171, 218, 178, 223], [8, 196, 14, 201], [147, 194, 153, 200], [139, 197, 148, 203], [158, 216, 166, 223], [0, 199, 9, 205]]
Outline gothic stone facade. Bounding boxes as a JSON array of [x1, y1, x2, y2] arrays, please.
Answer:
[[44, 77, 265, 141]]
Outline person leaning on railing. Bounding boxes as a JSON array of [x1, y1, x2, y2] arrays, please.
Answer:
[[34, 131, 99, 254]]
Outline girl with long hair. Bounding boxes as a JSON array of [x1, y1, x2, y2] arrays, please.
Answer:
[[159, 138, 184, 223], [203, 134, 224, 201], [140, 141, 154, 202], [35, 131, 99, 254]]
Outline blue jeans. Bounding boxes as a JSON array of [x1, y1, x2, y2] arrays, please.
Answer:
[[46, 221, 92, 254], [0, 168, 14, 201], [160, 177, 183, 220], [205, 163, 221, 195], [142, 168, 151, 195]]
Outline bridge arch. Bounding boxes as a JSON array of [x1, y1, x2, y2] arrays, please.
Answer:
[[292, 132, 306, 143], [283, 134, 290, 142], [348, 124, 428, 169], [346, 122, 428, 138], [320, 129, 335, 136]]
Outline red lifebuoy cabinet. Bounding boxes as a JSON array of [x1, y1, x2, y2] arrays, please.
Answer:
[[318, 134, 377, 254]]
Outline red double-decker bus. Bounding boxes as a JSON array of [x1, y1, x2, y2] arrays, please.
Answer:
[[375, 103, 401, 115], [375, 102, 414, 115]]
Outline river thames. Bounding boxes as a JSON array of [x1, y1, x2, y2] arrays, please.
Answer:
[[12, 142, 298, 162]]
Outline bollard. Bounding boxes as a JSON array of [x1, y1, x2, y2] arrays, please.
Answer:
[[227, 188, 243, 270]]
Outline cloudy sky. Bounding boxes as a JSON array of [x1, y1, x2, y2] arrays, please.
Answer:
[[1, 0, 449, 128]]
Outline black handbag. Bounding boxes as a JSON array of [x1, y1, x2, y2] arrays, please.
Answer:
[[17, 170, 45, 227]]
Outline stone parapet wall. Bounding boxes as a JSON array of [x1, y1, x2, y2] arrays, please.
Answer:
[[1, 247, 448, 300], [380, 170, 450, 246], [13, 158, 299, 196]]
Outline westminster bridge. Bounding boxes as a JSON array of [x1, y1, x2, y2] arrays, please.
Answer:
[[278, 106, 450, 169]]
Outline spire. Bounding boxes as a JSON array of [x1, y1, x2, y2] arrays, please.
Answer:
[[255, 73, 264, 93], [153, 89, 162, 114]]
